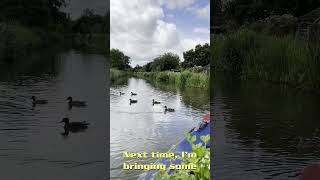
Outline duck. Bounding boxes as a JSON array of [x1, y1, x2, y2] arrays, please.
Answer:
[[131, 92, 137, 96], [129, 99, 138, 104], [120, 92, 125, 96], [164, 106, 175, 112], [31, 96, 48, 105], [60, 118, 89, 132], [152, 99, 161, 105], [66, 96, 87, 107]]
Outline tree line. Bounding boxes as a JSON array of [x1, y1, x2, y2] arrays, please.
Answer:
[[111, 43, 210, 72], [0, 0, 69, 29], [0, 0, 109, 34]]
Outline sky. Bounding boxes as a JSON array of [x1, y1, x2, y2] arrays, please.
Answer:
[[110, 0, 210, 67]]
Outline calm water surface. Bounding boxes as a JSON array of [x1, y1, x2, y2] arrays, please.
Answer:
[[110, 77, 209, 179], [212, 75, 320, 180], [0, 50, 107, 180]]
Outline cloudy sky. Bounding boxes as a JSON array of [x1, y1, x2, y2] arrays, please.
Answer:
[[111, 0, 210, 67]]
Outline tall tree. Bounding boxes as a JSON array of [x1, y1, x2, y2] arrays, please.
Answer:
[[182, 43, 210, 68], [111, 49, 131, 70]]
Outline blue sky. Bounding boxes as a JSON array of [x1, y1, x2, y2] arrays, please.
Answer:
[[111, 0, 210, 66]]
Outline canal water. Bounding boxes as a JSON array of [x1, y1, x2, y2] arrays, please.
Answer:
[[110, 77, 209, 179], [0, 50, 107, 180], [212, 75, 320, 180]]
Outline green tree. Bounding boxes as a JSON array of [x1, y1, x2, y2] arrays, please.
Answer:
[[111, 49, 131, 70], [182, 43, 210, 68], [72, 9, 107, 34], [133, 65, 143, 72], [0, 0, 69, 27], [143, 62, 153, 72], [151, 52, 180, 71]]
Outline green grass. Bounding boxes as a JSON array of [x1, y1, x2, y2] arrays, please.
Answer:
[[110, 68, 132, 82], [0, 23, 66, 61], [134, 71, 208, 88], [212, 28, 320, 92]]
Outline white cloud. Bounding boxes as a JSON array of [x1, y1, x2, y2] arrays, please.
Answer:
[[193, 27, 210, 34], [187, 3, 210, 19], [195, 4, 210, 19], [160, 0, 196, 9], [111, 0, 209, 66]]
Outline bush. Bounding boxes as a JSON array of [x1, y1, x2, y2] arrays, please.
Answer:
[[0, 23, 41, 61]]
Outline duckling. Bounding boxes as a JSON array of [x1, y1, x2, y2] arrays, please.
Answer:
[[164, 106, 175, 112], [129, 99, 138, 104], [120, 92, 125, 96], [152, 99, 161, 105], [31, 96, 48, 105], [66, 96, 87, 107], [60, 118, 89, 132], [131, 92, 137, 96]]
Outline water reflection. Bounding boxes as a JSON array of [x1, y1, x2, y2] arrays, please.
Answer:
[[110, 77, 209, 179], [212, 74, 320, 179], [0, 50, 107, 180]]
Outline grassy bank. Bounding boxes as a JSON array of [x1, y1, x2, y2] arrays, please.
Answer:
[[110, 68, 131, 81], [212, 29, 320, 92], [134, 71, 209, 88], [0, 23, 66, 61]]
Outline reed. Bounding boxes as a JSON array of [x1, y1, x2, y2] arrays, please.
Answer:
[[134, 71, 208, 88], [212, 29, 320, 92]]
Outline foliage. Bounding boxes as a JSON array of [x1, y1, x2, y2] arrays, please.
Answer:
[[182, 43, 210, 68], [133, 65, 144, 72], [249, 14, 298, 36], [144, 62, 153, 72], [223, 0, 320, 25], [111, 49, 131, 70], [135, 71, 208, 88], [110, 68, 130, 82], [151, 53, 180, 71], [152, 133, 210, 180], [0, 23, 44, 61], [0, 0, 69, 28], [72, 9, 108, 34], [212, 29, 320, 92]]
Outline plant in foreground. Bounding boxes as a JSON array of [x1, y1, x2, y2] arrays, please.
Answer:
[[152, 133, 210, 180]]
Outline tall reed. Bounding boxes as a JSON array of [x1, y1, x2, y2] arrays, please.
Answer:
[[212, 29, 320, 92]]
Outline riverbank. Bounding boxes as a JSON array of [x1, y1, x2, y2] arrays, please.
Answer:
[[134, 71, 208, 88], [212, 29, 320, 93], [0, 23, 66, 62], [110, 68, 131, 82]]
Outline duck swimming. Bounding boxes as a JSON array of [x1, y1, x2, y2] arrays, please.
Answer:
[[152, 99, 161, 105], [131, 92, 137, 96], [66, 96, 87, 107], [164, 106, 175, 112], [60, 118, 89, 132], [129, 99, 138, 104], [120, 92, 125, 96], [31, 96, 48, 105]]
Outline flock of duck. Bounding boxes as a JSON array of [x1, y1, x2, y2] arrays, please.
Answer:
[[120, 91, 175, 112], [31, 96, 89, 135]]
